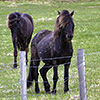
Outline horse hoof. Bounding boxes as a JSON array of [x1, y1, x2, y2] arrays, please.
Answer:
[[51, 89, 56, 95], [46, 91, 51, 94], [27, 81, 32, 89], [13, 66, 17, 69], [64, 89, 69, 94], [35, 88, 40, 93], [13, 64, 17, 69]]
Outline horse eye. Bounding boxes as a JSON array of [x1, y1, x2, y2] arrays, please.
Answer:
[[63, 29, 68, 34]]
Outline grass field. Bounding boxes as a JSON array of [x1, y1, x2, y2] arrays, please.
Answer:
[[0, 0, 100, 100]]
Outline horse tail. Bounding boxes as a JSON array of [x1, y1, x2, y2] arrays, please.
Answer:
[[7, 12, 21, 29]]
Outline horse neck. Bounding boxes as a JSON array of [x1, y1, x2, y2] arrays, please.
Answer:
[[53, 21, 71, 46], [53, 30, 71, 52]]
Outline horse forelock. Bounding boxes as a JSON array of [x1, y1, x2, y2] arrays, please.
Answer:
[[58, 12, 72, 28], [54, 10, 72, 29]]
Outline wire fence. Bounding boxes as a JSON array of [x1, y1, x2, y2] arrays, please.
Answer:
[[0, 50, 100, 99]]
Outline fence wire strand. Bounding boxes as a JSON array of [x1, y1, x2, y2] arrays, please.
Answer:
[[0, 51, 100, 99]]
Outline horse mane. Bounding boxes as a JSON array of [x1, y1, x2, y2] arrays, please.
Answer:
[[53, 10, 72, 40], [7, 12, 21, 29]]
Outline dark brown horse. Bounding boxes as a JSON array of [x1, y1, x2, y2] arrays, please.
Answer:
[[27, 10, 74, 94], [7, 12, 34, 68]]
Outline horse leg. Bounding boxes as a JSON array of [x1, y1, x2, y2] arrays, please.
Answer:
[[34, 64, 40, 93], [13, 48, 17, 68], [40, 64, 52, 93], [64, 63, 70, 93], [27, 59, 34, 88], [27, 58, 40, 93], [12, 36, 17, 68], [11, 29, 17, 68], [25, 47, 29, 65], [52, 65, 58, 94]]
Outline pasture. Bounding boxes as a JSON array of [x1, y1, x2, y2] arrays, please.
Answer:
[[0, 0, 100, 99]]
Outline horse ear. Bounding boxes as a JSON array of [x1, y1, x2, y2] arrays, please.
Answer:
[[57, 11, 60, 15], [71, 10, 74, 16]]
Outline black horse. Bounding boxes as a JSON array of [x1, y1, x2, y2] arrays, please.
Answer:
[[27, 10, 74, 94], [7, 12, 34, 68]]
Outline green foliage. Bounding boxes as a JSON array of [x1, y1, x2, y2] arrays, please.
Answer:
[[0, 0, 100, 2], [0, 1, 100, 99]]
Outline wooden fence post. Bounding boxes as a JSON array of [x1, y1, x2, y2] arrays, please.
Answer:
[[20, 51, 27, 100], [77, 49, 87, 100]]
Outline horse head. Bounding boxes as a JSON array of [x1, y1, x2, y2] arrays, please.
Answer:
[[54, 10, 75, 42]]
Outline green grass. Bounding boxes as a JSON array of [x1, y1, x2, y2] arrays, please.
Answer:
[[0, 1, 100, 100]]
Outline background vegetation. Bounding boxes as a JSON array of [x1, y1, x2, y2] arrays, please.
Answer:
[[0, 0, 100, 100], [0, 0, 100, 2]]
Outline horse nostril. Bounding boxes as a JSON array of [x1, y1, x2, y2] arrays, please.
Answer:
[[68, 35, 73, 39]]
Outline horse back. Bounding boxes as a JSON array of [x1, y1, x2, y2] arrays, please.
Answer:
[[18, 13, 33, 37], [33, 30, 52, 45]]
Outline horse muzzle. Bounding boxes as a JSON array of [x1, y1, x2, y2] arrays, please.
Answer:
[[67, 34, 73, 41]]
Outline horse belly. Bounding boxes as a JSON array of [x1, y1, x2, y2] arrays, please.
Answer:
[[37, 40, 53, 64]]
